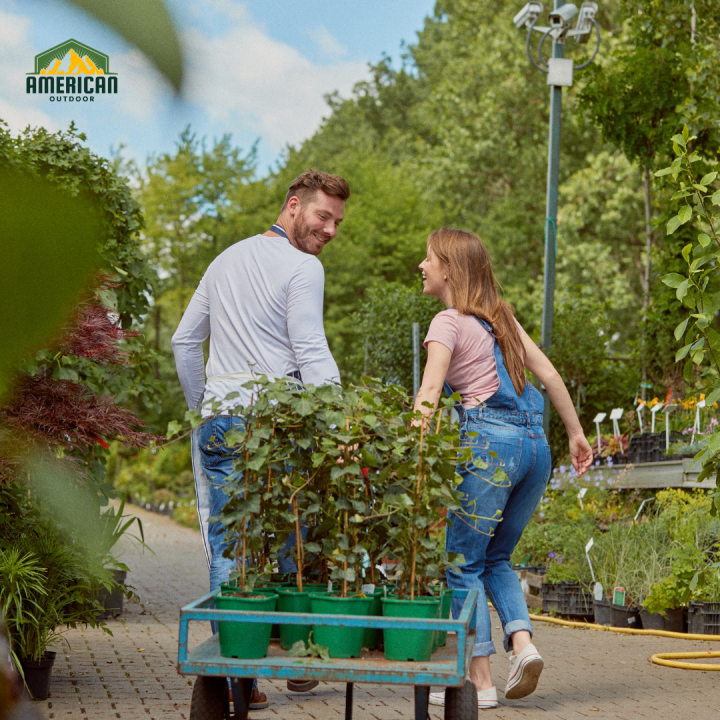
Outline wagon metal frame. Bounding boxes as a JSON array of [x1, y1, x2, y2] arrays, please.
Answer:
[[178, 588, 479, 720]]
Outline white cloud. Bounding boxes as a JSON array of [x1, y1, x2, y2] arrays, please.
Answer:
[[307, 26, 347, 58], [111, 48, 168, 120], [0, 9, 60, 134], [184, 5, 368, 151]]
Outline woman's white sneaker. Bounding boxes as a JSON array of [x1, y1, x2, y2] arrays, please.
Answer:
[[429, 686, 498, 709], [504, 644, 544, 699]]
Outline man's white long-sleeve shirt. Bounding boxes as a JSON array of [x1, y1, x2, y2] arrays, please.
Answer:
[[171, 234, 340, 415]]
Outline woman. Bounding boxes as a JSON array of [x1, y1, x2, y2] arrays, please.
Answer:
[[414, 228, 593, 710]]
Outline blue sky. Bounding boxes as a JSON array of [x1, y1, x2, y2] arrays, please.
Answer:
[[1, 0, 436, 175]]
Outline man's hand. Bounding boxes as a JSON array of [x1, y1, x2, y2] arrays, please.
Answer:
[[569, 433, 593, 477]]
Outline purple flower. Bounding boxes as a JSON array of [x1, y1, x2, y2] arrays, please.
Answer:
[[548, 552, 556, 558], [558, 557, 564, 563]]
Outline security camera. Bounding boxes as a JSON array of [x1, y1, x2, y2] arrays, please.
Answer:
[[513, 2, 544, 29], [574, 1, 598, 42], [549, 3, 578, 27]]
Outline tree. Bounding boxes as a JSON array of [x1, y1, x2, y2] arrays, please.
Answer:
[[578, 0, 720, 396]]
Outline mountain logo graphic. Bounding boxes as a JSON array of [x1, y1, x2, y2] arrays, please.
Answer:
[[26, 39, 118, 100]]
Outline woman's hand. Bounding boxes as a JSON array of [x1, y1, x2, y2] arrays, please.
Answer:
[[569, 432, 593, 477]]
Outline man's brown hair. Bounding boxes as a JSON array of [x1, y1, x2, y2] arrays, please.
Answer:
[[282, 169, 350, 209]]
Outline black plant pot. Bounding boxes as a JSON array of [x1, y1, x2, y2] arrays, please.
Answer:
[[638, 607, 664, 630], [610, 604, 642, 629], [19, 651, 56, 701], [593, 599, 612, 626], [664, 607, 686, 633], [96, 568, 127, 619]]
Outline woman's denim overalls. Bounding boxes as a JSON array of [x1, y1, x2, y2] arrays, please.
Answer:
[[444, 317, 551, 657]]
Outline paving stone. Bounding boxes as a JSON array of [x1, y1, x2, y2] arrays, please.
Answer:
[[25, 504, 720, 718]]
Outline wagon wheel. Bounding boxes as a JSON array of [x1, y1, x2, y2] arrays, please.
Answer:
[[444, 680, 478, 720], [189, 676, 226, 720]]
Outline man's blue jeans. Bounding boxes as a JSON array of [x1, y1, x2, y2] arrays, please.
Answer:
[[196, 416, 298, 596], [446, 414, 551, 657]]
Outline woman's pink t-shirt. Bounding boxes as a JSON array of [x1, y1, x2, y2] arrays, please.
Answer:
[[424, 309, 521, 409]]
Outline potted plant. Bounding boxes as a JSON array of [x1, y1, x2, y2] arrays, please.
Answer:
[[93, 500, 146, 619], [0, 481, 112, 701], [378, 397, 468, 662], [211, 405, 278, 660]]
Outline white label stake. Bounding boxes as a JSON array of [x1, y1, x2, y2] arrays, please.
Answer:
[[650, 403, 663, 433], [585, 537, 596, 584], [610, 408, 624, 439], [593, 413, 606, 453], [692, 399, 706, 445], [577, 487, 587, 510], [664, 404, 678, 450]]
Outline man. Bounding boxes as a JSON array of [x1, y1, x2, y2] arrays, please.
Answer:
[[172, 169, 349, 709]]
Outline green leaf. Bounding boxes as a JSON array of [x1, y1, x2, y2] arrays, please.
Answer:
[[704, 387, 720, 407], [674, 318, 689, 341], [700, 172, 718, 186], [679, 205, 693, 225], [676, 279, 689, 301], [166, 420, 183, 439], [676, 343, 692, 361], [55, 367, 79, 381], [672, 133, 686, 147], [698, 233, 712, 247], [689, 572, 699, 592], [682, 244, 693, 262], [662, 273, 686, 288], [712, 190, 720, 206], [654, 166, 673, 177], [684, 358, 694, 383], [0, 170, 100, 399], [68, 0, 183, 92], [667, 215, 682, 235]]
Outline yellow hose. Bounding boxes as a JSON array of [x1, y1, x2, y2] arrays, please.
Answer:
[[526, 612, 720, 670]]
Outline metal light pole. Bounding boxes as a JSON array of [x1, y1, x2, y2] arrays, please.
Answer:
[[513, 1, 601, 434]]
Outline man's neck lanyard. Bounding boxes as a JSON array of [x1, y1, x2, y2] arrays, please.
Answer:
[[269, 223, 289, 241]]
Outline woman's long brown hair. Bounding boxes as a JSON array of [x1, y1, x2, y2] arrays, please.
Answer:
[[428, 228, 527, 396]]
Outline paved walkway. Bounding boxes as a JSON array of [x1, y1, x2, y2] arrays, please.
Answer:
[[38, 505, 720, 719]]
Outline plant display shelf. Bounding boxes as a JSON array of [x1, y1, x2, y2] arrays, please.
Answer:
[[178, 589, 479, 720], [611, 458, 713, 489]]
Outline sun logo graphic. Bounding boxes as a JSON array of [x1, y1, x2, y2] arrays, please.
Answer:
[[26, 39, 117, 101]]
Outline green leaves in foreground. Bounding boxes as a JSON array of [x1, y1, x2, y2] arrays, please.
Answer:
[[67, 0, 183, 91], [0, 169, 100, 399]]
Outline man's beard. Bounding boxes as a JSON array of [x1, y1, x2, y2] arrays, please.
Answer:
[[292, 211, 323, 256]]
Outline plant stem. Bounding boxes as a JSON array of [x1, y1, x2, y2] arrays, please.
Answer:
[[343, 509, 348, 598], [241, 473, 247, 590], [293, 495, 303, 592], [411, 422, 426, 602], [642, 165, 653, 401]]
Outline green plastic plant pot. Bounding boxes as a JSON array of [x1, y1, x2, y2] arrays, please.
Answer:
[[309, 593, 373, 658], [437, 589, 453, 647], [276, 588, 313, 650], [219, 583, 280, 596], [214, 592, 277, 659], [381, 596, 440, 662], [362, 588, 385, 651]]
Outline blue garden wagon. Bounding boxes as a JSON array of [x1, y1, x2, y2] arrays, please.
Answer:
[[177, 588, 479, 720]]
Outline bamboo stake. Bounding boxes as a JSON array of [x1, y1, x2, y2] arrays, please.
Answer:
[[410, 421, 426, 601], [343, 509, 349, 597], [293, 495, 303, 592]]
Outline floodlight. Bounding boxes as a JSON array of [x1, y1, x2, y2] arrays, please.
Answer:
[[513, 2, 544, 29]]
